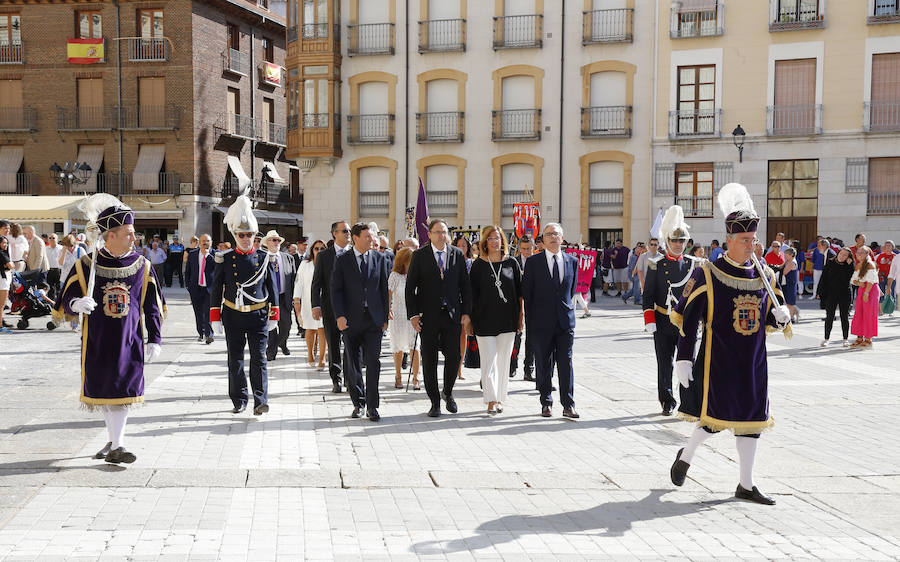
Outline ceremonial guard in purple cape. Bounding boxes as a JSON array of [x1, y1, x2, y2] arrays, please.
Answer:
[[54, 194, 165, 465], [668, 183, 792, 505], [642, 206, 701, 416], [209, 193, 279, 415]]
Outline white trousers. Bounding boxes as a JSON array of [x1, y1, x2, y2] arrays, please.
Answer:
[[476, 332, 516, 404], [573, 292, 589, 312], [812, 269, 823, 297]]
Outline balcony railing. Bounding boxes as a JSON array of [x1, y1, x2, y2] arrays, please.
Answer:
[[769, 8, 825, 31], [416, 112, 464, 143], [426, 191, 458, 217], [670, 4, 724, 38], [863, 101, 900, 132], [347, 114, 395, 144], [287, 114, 299, 130], [302, 113, 338, 129], [223, 48, 248, 75], [57, 106, 119, 130], [868, 3, 900, 24], [127, 37, 170, 62], [676, 196, 714, 218], [120, 105, 182, 130], [302, 23, 338, 39], [219, 177, 242, 199], [287, 26, 298, 43], [581, 106, 632, 138], [493, 15, 543, 49], [0, 42, 23, 64], [766, 104, 822, 136], [259, 121, 287, 146], [81, 172, 181, 196], [668, 108, 721, 139], [418, 19, 466, 52], [0, 107, 37, 131], [257, 180, 292, 205], [583, 9, 634, 44], [501, 190, 526, 217], [347, 23, 395, 56], [359, 191, 389, 218], [216, 112, 257, 139], [3, 173, 37, 195], [589, 189, 624, 216], [492, 109, 541, 141], [868, 192, 900, 215]]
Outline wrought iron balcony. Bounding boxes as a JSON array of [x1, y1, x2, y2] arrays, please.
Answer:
[[416, 112, 464, 143], [5, 173, 37, 195], [259, 121, 287, 146], [769, 10, 825, 31], [223, 48, 248, 75], [492, 109, 541, 141], [589, 189, 624, 216], [868, 3, 900, 24], [668, 108, 721, 139], [127, 37, 170, 62], [0, 106, 37, 131], [863, 101, 900, 132], [868, 192, 900, 216], [57, 106, 119, 130], [426, 190, 458, 217], [216, 112, 257, 140], [493, 15, 543, 49], [581, 106, 632, 138], [670, 4, 724, 38], [501, 190, 526, 217], [418, 19, 466, 52], [257, 180, 292, 205], [0, 42, 23, 64], [120, 105, 182, 130], [583, 9, 633, 44], [766, 104, 822, 136], [347, 23, 395, 56], [675, 195, 714, 218], [358, 191, 390, 218], [86, 172, 180, 196], [218, 177, 242, 199], [347, 114, 395, 145]]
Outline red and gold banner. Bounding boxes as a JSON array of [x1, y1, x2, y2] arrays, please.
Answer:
[[262, 62, 283, 87], [513, 201, 540, 239], [67, 38, 105, 64], [565, 248, 598, 295]]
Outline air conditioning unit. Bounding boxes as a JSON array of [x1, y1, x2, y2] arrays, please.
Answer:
[[179, 182, 193, 195]]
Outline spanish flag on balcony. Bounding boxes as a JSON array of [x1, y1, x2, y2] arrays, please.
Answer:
[[67, 38, 105, 64]]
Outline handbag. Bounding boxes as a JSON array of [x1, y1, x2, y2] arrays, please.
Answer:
[[463, 335, 480, 369], [882, 293, 895, 315]]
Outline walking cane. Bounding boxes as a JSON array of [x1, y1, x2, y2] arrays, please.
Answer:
[[405, 331, 419, 392]]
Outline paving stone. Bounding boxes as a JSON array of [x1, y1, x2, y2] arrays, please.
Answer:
[[340, 469, 434, 489], [245, 469, 341, 488], [147, 469, 248, 488], [47, 467, 155, 488], [429, 471, 526, 490]]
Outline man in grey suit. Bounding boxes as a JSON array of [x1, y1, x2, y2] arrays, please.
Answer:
[[264, 230, 296, 361]]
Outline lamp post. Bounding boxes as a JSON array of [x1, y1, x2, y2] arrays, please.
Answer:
[[731, 124, 746, 163], [50, 161, 93, 194]]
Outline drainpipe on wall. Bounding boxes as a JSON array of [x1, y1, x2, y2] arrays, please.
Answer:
[[249, 25, 256, 189], [115, 1, 123, 176], [557, 0, 565, 223]]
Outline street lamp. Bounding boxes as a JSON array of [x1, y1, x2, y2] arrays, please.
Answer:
[[731, 124, 746, 163], [50, 161, 93, 193]]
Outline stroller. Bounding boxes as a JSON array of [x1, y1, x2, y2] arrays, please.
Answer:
[[8, 271, 55, 330]]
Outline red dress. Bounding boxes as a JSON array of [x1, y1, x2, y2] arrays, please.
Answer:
[[850, 270, 880, 339]]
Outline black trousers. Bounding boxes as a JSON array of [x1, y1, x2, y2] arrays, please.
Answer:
[[223, 308, 268, 408], [47, 268, 61, 301], [824, 294, 851, 340], [653, 329, 678, 407], [189, 288, 212, 337], [342, 314, 383, 410], [533, 327, 575, 409], [322, 308, 343, 385], [511, 329, 534, 375], [267, 292, 293, 357], [419, 313, 461, 407]]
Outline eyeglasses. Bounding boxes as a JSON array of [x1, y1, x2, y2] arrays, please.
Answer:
[[543, 232, 562, 238], [314, 246, 326, 252], [236, 232, 253, 239], [335, 229, 350, 234]]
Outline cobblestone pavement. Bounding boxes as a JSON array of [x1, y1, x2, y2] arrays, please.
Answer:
[[1, 288, 898, 560]]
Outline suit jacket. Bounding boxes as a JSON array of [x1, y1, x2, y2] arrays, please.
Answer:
[[405, 244, 472, 325], [521, 251, 578, 334], [311, 244, 347, 319], [184, 248, 216, 294], [274, 250, 297, 301], [331, 248, 390, 329]]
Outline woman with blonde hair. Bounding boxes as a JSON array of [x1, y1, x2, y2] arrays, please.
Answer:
[[293, 240, 328, 368], [388, 247, 420, 389], [849, 246, 880, 348], [468, 225, 523, 414]]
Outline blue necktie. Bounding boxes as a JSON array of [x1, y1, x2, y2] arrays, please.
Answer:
[[437, 251, 444, 277], [552, 254, 560, 286]]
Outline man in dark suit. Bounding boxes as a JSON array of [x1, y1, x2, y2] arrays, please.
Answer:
[[406, 218, 472, 417], [263, 230, 296, 361], [511, 235, 536, 381], [184, 233, 216, 344], [312, 221, 352, 393], [331, 223, 390, 421], [522, 223, 580, 419]]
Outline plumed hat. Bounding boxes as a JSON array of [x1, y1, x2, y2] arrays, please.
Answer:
[[78, 193, 133, 246], [718, 183, 759, 234], [224, 193, 258, 235], [659, 205, 690, 251]]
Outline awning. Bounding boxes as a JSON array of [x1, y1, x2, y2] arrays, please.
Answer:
[[77, 145, 104, 192], [132, 209, 184, 221], [677, 0, 718, 12], [0, 195, 86, 221], [133, 144, 165, 191], [262, 161, 286, 183], [0, 146, 24, 194], [227, 155, 252, 191], [214, 206, 302, 227]]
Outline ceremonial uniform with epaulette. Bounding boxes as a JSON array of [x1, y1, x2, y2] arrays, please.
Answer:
[[209, 194, 279, 415]]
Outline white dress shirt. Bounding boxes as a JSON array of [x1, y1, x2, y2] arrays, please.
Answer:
[[431, 244, 448, 274], [544, 249, 564, 283]]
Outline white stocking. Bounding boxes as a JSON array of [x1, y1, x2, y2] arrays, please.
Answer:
[[105, 405, 129, 449], [736, 436, 758, 490], [682, 426, 712, 464], [101, 408, 113, 445]]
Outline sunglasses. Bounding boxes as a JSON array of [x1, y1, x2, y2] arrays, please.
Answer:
[[335, 229, 350, 234], [236, 232, 254, 239]]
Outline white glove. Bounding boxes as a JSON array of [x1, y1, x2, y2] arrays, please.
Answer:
[[145, 343, 161, 363], [70, 296, 97, 315], [773, 304, 791, 328], [645, 322, 657, 334], [211, 321, 224, 336], [267, 320, 278, 332], [675, 360, 694, 388]]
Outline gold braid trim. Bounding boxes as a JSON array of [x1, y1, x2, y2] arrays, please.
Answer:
[[708, 261, 767, 291], [80, 254, 146, 279], [697, 415, 775, 436]]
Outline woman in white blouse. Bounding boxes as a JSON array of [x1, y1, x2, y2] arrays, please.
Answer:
[[293, 240, 327, 368]]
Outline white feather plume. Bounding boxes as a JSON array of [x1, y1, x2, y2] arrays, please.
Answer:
[[77, 193, 125, 246], [717, 182, 758, 219], [659, 205, 689, 242], [224, 194, 258, 234]]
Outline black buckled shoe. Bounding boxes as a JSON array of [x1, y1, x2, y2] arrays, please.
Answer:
[[332, 382, 342, 394], [662, 402, 676, 416], [367, 408, 380, 422], [281, 346, 290, 356], [105, 447, 136, 464], [94, 442, 112, 460], [351, 407, 363, 419], [670, 448, 690, 487], [735, 484, 776, 505], [253, 404, 269, 416]]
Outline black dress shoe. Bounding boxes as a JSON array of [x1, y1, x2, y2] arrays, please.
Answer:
[[541, 405, 551, 417], [332, 382, 342, 394], [662, 402, 676, 416], [105, 447, 136, 464], [670, 448, 690, 486], [232, 404, 247, 414], [509, 371, 516, 378], [427, 405, 441, 417], [205, 335, 214, 344], [735, 484, 776, 505], [94, 441, 112, 459], [281, 346, 290, 356], [367, 408, 380, 422], [444, 395, 458, 413], [197, 335, 204, 342], [266, 353, 276, 362], [523, 372, 535, 382], [562, 407, 580, 419], [351, 407, 363, 419], [253, 404, 269, 416]]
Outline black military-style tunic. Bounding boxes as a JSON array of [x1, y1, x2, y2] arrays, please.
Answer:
[[642, 254, 701, 334]]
